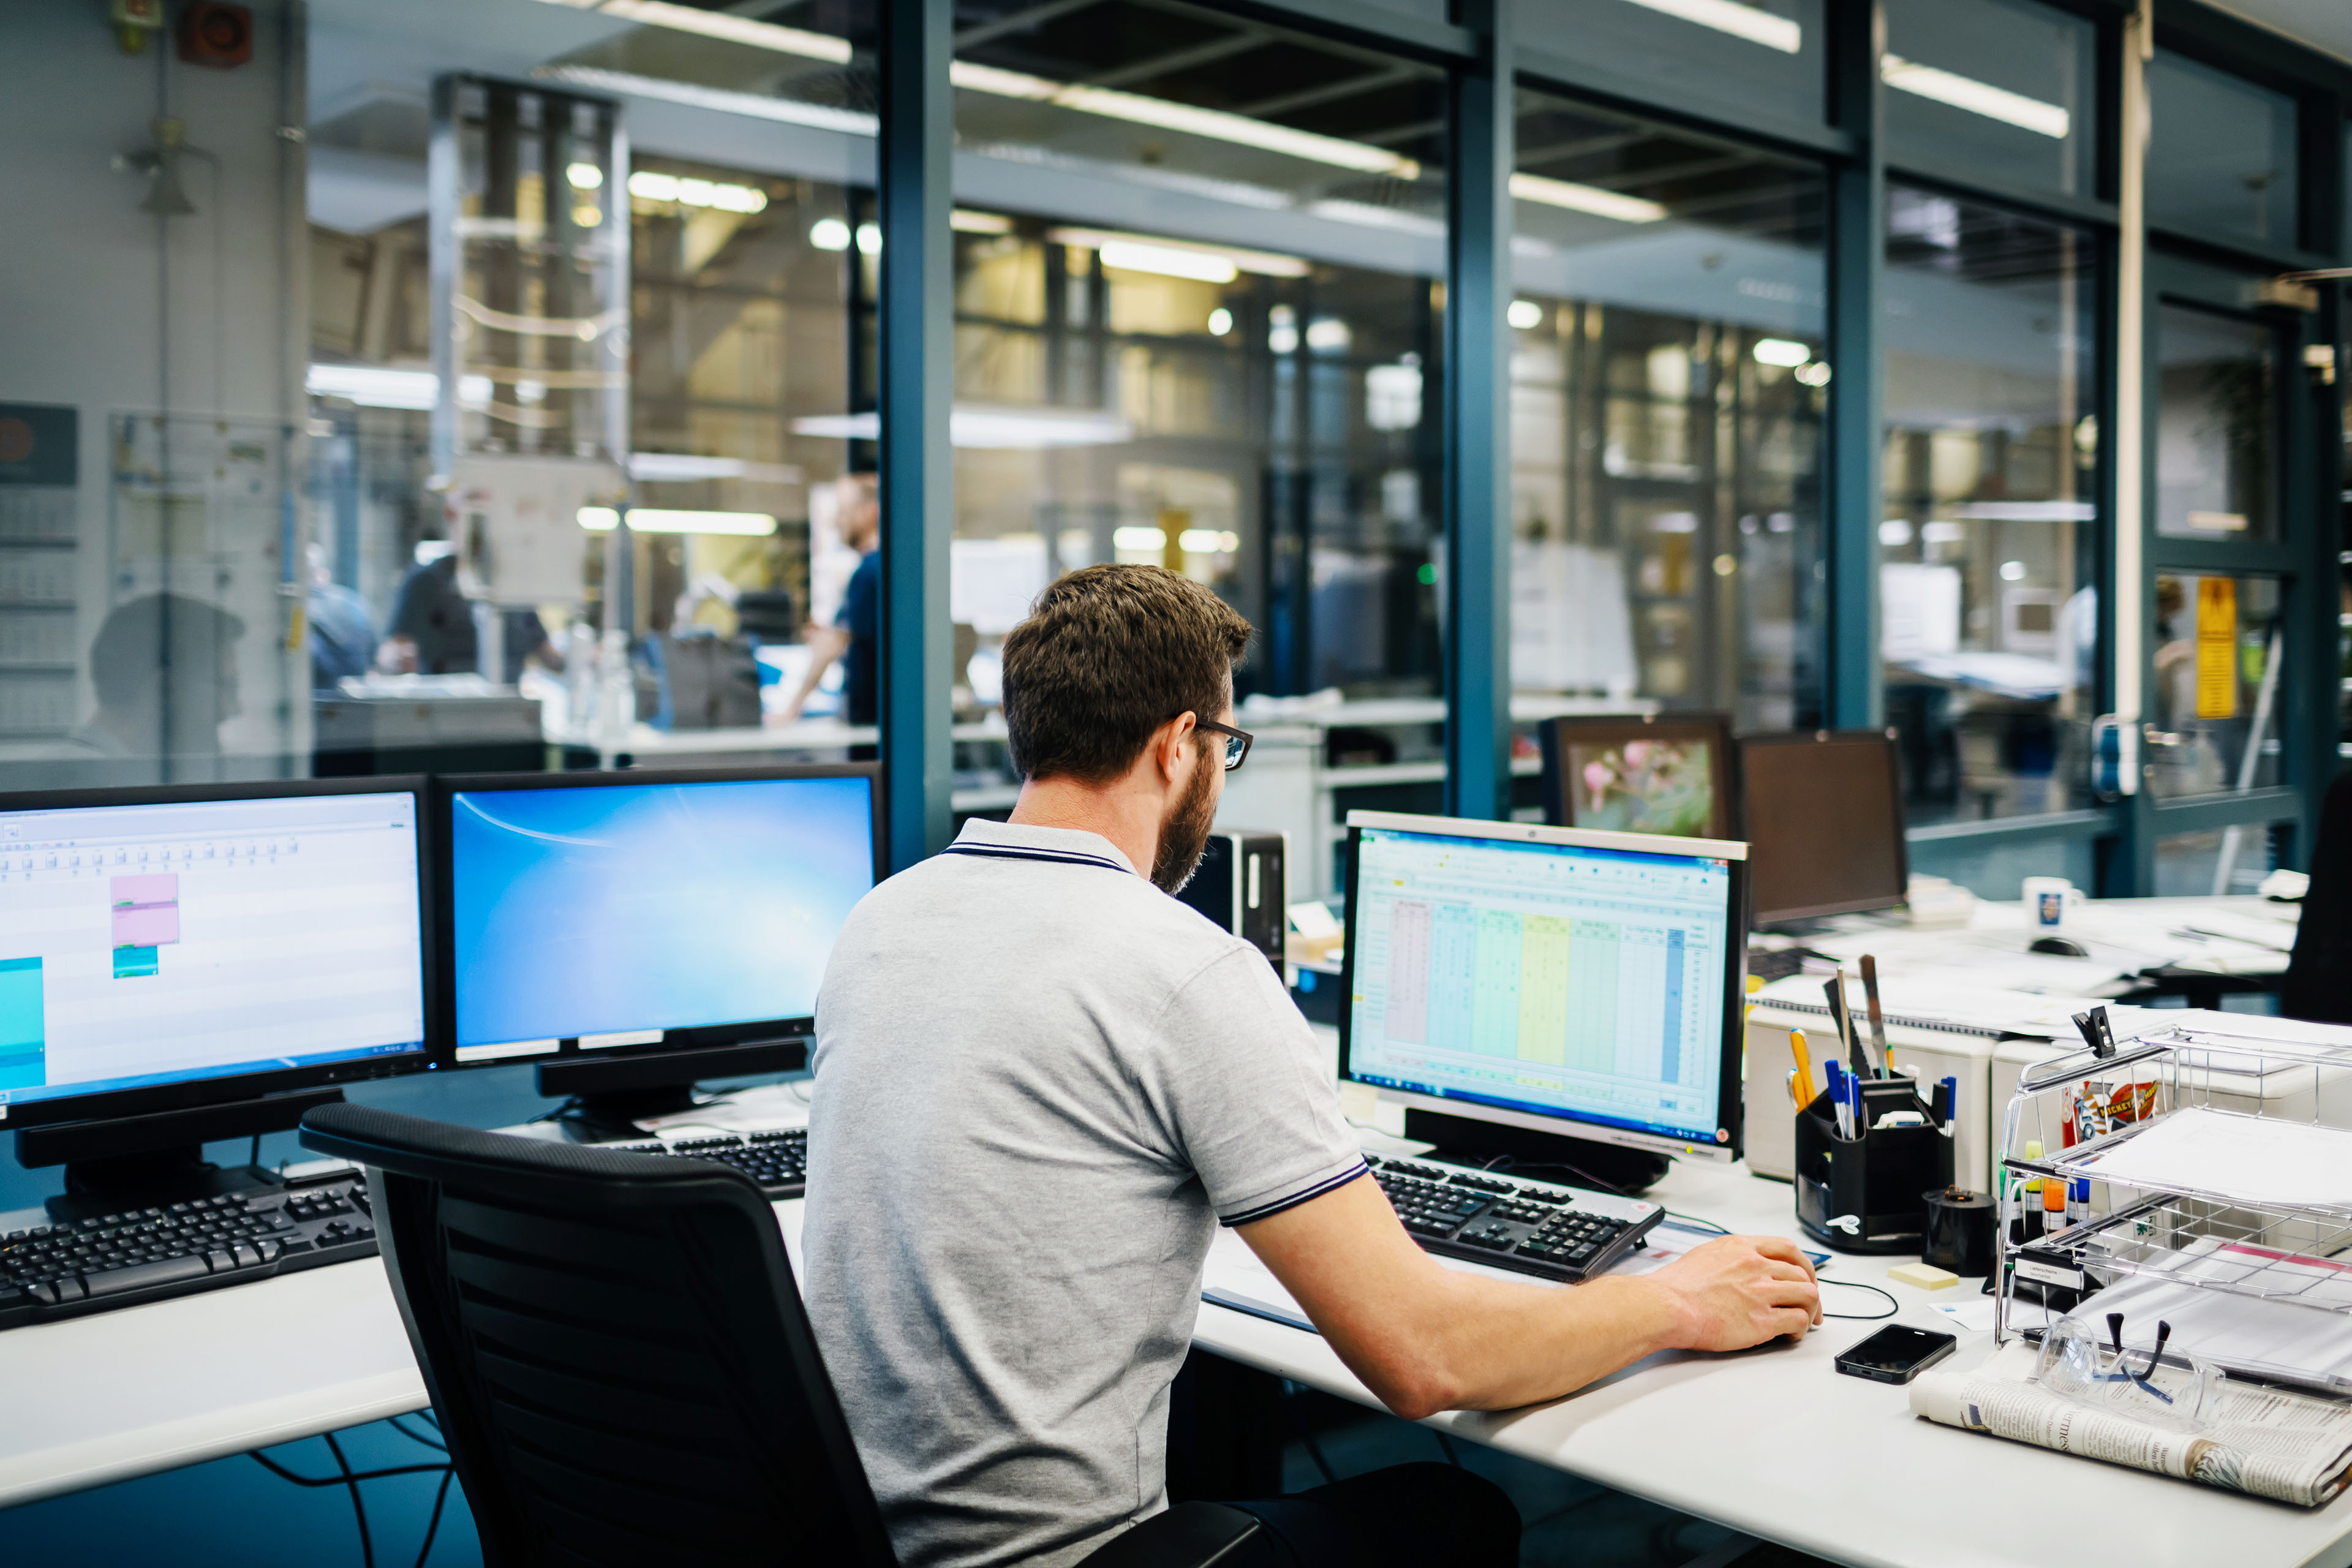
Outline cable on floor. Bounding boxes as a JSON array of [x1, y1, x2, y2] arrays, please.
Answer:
[[386, 1415, 448, 1454], [1279, 1385, 1342, 1486], [323, 1431, 375, 1568], [411, 1468, 458, 1568], [245, 1435, 458, 1568], [1431, 1430, 1464, 1468]]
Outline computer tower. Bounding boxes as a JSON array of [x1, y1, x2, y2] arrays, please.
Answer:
[[1177, 829, 1284, 969]]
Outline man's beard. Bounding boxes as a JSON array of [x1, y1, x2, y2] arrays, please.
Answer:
[[1150, 751, 1219, 894]]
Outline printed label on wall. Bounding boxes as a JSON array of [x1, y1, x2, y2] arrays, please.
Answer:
[[2195, 576, 2238, 720]]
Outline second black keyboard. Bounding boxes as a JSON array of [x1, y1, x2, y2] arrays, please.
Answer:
[[598, 1127, 808, 1198]]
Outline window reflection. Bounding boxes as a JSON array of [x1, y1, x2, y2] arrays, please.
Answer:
[[2147, 51, 2300, 249], [1510, 93, 1828, 730], [2149, 573, 2283, 802], [2155, 304, 2276, 542], [1881, 189, 2096, 825]]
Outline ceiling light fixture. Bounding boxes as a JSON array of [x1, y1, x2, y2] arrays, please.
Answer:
[[1752, 337, 1811, 367], [792, 406, 1135, 449], [809, 217, 852, 251], [1509, 172, 1667, 224], [1048, 227, 1307, 278], [1098, 241, 1237, 284], [306, 364, 438, 410], [537, 65, 877, 137], [533, 0, 850, 61], [577, 507, 779, 536], [1618, 0, 1801, 53], [951, 209, 1014, 233], [1882, 55, 2069, 138], [1507, 299, 1544, 330]]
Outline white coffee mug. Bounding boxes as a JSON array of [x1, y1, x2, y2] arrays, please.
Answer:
[[2022, 876, 2083, 930]]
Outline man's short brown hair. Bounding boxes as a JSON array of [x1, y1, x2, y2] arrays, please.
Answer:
[[1000, 564, 1253, 785]]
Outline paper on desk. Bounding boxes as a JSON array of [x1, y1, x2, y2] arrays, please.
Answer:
[[1755, 974, 2125, 1037], [1932, 1296, 1999, 1333], [2079, 1107, 2352, 1208], [2084, 1264, 2352, 1384], [1200, 1221, 1701, 1336]]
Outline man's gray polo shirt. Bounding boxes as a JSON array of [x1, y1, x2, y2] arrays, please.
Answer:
[[803, 816, 1365, 1568]]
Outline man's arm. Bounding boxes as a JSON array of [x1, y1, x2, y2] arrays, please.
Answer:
[[776, 625, 851, 723], [1238, 1174, 1819, 1420]]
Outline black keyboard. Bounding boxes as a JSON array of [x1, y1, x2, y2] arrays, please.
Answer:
[[0, 1172, 380, 1332], [598, 1127, 807, 1198], [1368, 1155, 1662, 1282]]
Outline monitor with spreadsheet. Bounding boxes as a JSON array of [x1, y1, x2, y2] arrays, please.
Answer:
[[442, 766, 879, 1069], [1337, 811, 1747, 1164], [0, 780, 431, 1128]]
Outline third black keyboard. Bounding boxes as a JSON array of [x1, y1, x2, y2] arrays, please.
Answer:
[[598, 1127, 808, 1198]]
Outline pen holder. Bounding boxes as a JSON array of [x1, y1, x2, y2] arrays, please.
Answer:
[[1794, 1079, 1954, 1254]]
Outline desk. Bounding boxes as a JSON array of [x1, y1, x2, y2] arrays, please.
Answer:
[[9, 1112, 2352, 1566]]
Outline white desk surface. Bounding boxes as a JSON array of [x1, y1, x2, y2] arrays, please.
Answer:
[[9, 1114, 2352, 1567], [1792, 893, 2297, 989]]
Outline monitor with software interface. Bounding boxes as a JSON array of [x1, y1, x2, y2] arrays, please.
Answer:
[[0, 779, 432, 1133], [1739, 729, 1907, 925], [1538, 714, 1735, 840], [440, 765, 879, 1117], [1338, 810, 1747, 1170]]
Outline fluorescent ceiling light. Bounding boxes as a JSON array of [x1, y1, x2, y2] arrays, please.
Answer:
[[1114, 526, 1167, 551], [1954, 501, 2096, 522], [951, 61, 1417, 178], [792, 406, 1135, 449], [952, 209, 1014, 234], [1882, 55, 2069, 139], [1509, 173, 1667, 224], [565, 162, 603, 189], [1180, 529, 1242, 553], [810, 217, 851, 251], [577, 507, 779, 536], [628, 453, 802, 484], [1303, 199, 1444, 236], [626, 170, 768, 213], [1098, 241, 1236, 284], [1618, 0, 1801, 53], [1752, 337, 1811, 367], [532, 0, 850, 61], [307, 364, 437, 409], [1049, 227, 1307, 279], [537, 1, 1414, 179], [1507, 300, 1544, 330], [535, 66, 876, 137]]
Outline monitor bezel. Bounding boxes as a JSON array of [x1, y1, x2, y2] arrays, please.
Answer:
[[1738, 729, 1909, 925], [1335, 809, 1749, 1165], [0, 775, 438, 1132], [1537, 712, 1738, 840], [433, 763, 883, 1069]]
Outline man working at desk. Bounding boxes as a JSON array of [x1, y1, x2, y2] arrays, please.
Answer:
[[804, 565, 1820, 1568]]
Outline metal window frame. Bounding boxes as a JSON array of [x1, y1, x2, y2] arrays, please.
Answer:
[[867, 0, 2349, 872]]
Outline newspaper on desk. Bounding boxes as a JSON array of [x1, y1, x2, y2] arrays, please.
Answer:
[[1911, 1340, 2352, 1506]]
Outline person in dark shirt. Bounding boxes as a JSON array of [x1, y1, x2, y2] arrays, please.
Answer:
[[378, 548, 560, 683], [779, 472, 880, 725], [306, 545, 376, 690]]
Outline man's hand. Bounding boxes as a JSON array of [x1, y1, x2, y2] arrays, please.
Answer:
[[1646, 1235, 1820, 1352]]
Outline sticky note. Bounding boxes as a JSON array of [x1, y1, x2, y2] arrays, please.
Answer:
[[1888, 1262, 1958, 1291]]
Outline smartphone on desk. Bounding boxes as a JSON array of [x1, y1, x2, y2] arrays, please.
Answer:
[[1833, 1325, 1956, 1385]]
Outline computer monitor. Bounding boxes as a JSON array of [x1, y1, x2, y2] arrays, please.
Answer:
[[1739, 729, 1908, 925], [1538, 714, 1735, 840], [439, 764, 880, 1125], [0, 779, 433, 1199], [1338, 810, 1747, 1188]]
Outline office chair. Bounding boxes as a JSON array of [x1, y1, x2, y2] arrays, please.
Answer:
[[298, 1104, 1263, 1568], [2282, 769, 2352, 1025]]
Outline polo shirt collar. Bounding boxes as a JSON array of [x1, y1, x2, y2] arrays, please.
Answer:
[[946, 816, 1139, 877]]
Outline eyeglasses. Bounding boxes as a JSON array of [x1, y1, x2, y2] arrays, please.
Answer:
[[1193, 718, 1254, 771]]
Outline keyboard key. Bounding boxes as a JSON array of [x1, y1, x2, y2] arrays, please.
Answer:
[[83, 1256, 210, 1296]]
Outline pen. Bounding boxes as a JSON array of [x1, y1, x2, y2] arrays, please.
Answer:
[[1859, 954, 1888, 1077], [1938, 1074, 1958, 1136], [1826, 1059, 1850, 1138], [1826, 973, 1868, 1082], [1788, 1030, 1817, 1107]]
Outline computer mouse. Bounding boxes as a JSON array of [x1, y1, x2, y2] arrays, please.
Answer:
[[2029, 936, 2089, 957]]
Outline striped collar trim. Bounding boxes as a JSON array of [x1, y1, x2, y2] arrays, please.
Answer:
[[938, 843, 1131, 873]]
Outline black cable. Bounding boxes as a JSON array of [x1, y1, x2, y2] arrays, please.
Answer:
[[1658, 1210, 1729, 1235], [1819, 1278, 1899, 1320], [412, 1467, 457, 1568], [418, 1410, 442, 1430], [244, 1453, 454, 1487], [248, 1133, 262, 1166], [386, 1416, 448, 1454], [323, 1431, 376, 1568], [1431, 1430, 1463, 1469]]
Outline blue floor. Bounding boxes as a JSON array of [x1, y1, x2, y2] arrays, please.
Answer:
[[4, 1065, 1807, 1566]]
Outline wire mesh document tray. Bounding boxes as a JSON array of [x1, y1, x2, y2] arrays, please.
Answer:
[[1996, 1019, 2352, 1395]]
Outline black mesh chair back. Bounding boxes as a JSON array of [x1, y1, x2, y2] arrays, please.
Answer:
[[2283, 769, 2352, 1024], [299, 1102, 895, 1567]]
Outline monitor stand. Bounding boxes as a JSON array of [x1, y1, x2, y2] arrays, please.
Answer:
[[13, 1085, 347, 1224], [536, 1038, 808, 1140], [1403, 1109, 1672, 1196]]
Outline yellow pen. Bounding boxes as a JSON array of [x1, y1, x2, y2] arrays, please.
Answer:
[[1788, 1029, 1817, 1107]]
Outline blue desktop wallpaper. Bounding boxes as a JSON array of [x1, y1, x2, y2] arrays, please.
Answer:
[[451, 777, 876, 1046]]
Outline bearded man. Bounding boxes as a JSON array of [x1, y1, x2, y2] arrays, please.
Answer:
[[802, 565, 1817, 1568]]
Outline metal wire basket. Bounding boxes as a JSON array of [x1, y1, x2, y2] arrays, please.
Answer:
[[1997, 1017, 2352, 1393]]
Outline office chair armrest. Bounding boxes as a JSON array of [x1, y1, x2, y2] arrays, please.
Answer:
[[1074, 1502, 1263, 1568]]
